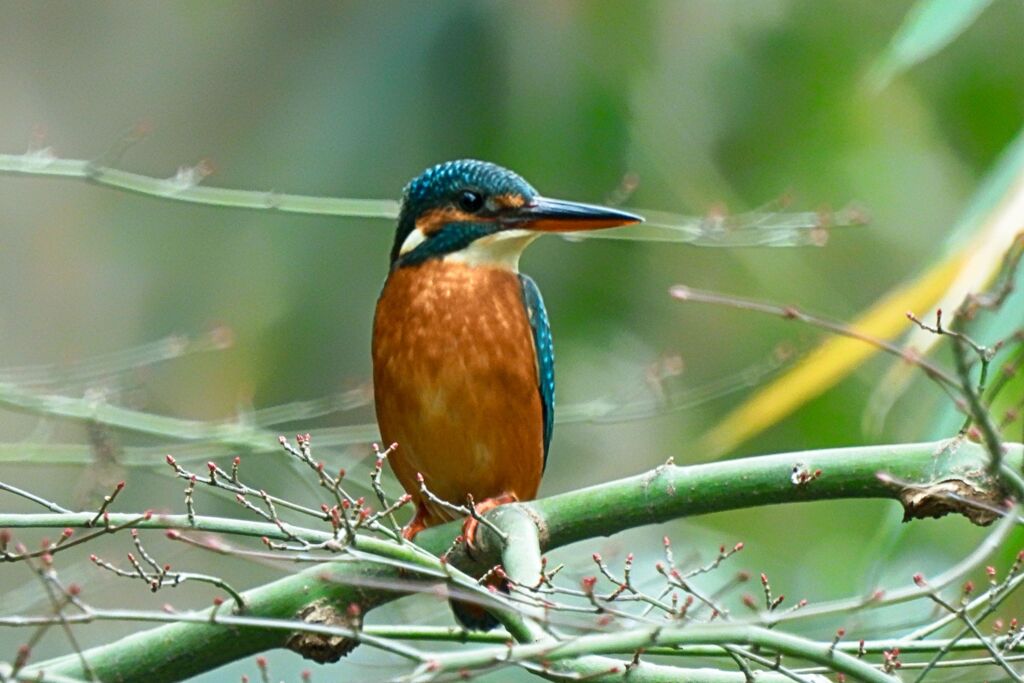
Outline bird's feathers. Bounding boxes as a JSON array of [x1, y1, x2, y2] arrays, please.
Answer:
[[519, 273, 554, 469], [372, 260, 546, 527]]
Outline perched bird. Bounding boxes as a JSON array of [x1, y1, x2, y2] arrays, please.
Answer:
[[372, 160, 640, 550]]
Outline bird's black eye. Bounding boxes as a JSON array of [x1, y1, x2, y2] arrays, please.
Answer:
[[457, 190, 484, 213]]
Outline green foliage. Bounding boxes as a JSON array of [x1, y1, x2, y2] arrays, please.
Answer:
[[868, 0, 994, 91]]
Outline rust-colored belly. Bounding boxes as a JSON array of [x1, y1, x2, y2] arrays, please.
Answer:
[[372, 260, 544, 527]]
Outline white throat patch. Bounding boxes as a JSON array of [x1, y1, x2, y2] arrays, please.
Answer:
[[443, 229, 537, 271]]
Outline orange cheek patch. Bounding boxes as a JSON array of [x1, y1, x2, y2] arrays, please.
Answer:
[[415, 207, 488, 235], [492, 194, 526, 210]]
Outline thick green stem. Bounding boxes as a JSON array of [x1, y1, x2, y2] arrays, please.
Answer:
[[13, 440, 1020, 682], [531, 440, 1018, 550]]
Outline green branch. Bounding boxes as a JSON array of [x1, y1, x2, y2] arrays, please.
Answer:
[[529, 440, 1018, 552], [10, 440, 1020, 682], [0, 152, 863, 246], [481, 508, 815, 683], [419, 624, 896, 683], [0, 153, 398, 218]]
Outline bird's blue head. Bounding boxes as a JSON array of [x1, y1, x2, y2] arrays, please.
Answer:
[[390, 160, 641, 269]]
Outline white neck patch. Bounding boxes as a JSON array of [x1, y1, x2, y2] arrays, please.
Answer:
[[443, 229, 537, 271], [398, 226, 428, 256]]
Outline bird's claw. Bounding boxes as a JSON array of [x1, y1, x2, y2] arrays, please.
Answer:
[[462, 493, 517, 553], [402, 503, 429, 540]]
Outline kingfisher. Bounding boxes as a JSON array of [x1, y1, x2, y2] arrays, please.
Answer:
[[372, 160, 641, 552]]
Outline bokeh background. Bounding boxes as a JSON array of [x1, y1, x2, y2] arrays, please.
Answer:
[[2, 1, 1023, 681]]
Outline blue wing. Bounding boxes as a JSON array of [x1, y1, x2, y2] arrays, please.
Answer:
[[518, 274, 554, 470]]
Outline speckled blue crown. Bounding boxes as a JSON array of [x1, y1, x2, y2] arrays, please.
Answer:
[[402, 159, 538, 207]]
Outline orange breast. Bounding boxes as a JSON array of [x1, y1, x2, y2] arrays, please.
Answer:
[[372, 260, 544, 527]]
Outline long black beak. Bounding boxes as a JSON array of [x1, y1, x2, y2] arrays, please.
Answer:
[[501, 197, 642, 232]]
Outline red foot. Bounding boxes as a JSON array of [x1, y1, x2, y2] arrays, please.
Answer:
[[402, 503, 429, 540], [463, 493, 518, 552]]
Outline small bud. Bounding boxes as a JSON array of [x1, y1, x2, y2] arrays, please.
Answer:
[[115, 480, 126, 491], [913, 573, 926, 587], [165, 454, 176, 466], [166, 530, 181, 540]]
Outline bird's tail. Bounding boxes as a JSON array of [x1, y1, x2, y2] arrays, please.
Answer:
[[449, 571, 509, 631]]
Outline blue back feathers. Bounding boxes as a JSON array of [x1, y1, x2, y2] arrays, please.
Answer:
[[518, 274, 554, 469], [391, 160, 538, 265]]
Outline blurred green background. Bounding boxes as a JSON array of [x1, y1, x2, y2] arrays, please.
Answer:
[[2, 1, 1023, 680]]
